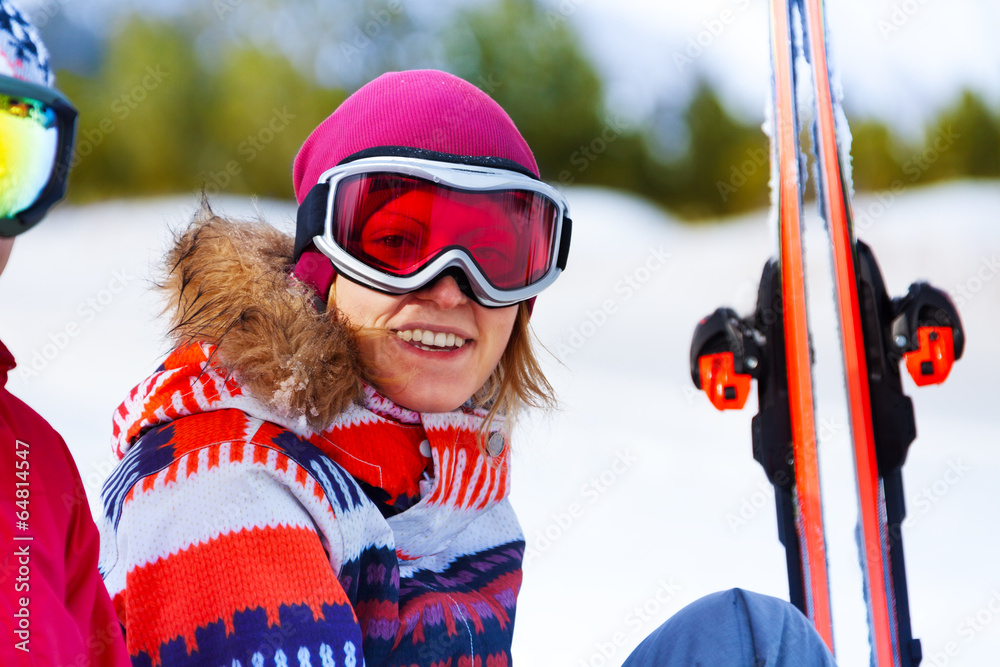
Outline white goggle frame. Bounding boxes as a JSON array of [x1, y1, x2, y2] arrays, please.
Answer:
[[311, 156, 571, 307]]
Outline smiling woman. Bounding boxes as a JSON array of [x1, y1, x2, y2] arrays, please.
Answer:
[[97, 69, 567, 667]]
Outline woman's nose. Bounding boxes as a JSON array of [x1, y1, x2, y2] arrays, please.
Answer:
[[417, 273, 469, 309]]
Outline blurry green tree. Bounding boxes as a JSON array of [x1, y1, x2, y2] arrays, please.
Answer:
[[848, 120, 904, 192], [922, 90, 1000, 181], [670, 80, 769, 218], [59, 18, 344, 201], [52, 1, 1000, 220]]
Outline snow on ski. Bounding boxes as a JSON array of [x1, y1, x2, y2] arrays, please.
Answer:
[[796, 0, 897, 663], [798, 0, 965, 665], [690, 0, 834, 652], [767, 0, 834, 649], [691, 0, 966, 663]]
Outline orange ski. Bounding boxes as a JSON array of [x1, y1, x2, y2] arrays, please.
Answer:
[[799, 0, 963, 665], [689, 0, 834, 651], [767, 0, 834, 649], [691, 3, 964, 663]]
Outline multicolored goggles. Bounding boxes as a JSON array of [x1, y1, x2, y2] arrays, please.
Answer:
[[296, 151, 572, 307], [0, 76, 78, 237]]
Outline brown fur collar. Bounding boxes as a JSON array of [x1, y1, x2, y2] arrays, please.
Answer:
[[160, 199, 364, 430]]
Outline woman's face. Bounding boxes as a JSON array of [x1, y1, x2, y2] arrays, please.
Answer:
[[334, 274, 518, 413]]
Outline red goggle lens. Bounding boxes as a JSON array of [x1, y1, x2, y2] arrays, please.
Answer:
[[332, 173, 559, 290]]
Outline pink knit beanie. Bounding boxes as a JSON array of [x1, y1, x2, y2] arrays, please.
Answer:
[[292, 69, 540, 304], [294, 69, 538, 202]]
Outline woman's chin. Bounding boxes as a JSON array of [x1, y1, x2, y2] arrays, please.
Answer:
[[367, 338, 487, 413], [380, 382, 472, 414]]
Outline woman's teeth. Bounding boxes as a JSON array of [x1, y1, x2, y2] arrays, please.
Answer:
[[396, 329, 466, 350]]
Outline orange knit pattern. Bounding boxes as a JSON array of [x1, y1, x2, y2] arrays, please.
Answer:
[[121, 524, 350, 665]]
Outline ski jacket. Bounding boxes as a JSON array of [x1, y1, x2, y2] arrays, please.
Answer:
[[98, 209, 524, 667], [0, 340, 131, 667]]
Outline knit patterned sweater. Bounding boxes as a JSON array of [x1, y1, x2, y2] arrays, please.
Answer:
[[97, 210, 524, 667]]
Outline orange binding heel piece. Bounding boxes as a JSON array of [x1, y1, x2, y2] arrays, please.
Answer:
[[699, 352, 752, 410], [904, 326, 955, 386]]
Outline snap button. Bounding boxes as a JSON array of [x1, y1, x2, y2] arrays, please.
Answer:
[[487, 432, 505, 457], [419, 472, 435, 498], [419, 439, 431, 458]]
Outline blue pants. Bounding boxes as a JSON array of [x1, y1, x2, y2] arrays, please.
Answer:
[[622, 589, 837, 666]]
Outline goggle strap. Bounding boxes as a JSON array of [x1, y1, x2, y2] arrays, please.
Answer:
[[294, 181, 330, 260], [557, 216, 573, 271], [292, 247, 336, 305]]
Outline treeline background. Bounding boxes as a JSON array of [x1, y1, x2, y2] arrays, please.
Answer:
[[34, 0, 1000, 220]]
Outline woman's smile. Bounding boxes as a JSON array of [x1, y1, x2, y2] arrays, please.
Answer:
[[334, 274, 517, 412]]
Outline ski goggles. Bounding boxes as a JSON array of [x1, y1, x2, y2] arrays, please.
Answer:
[[297, 154, 572, 307], [0, 76, 78, 237]]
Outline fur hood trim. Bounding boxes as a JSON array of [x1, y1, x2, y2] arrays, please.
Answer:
[[160, 200, 364, 429]]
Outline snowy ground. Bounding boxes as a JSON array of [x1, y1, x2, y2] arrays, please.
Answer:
[[1, 182, 997, 665]]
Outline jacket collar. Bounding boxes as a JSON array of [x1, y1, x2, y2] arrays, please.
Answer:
[[155, 201, 365, 431]]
